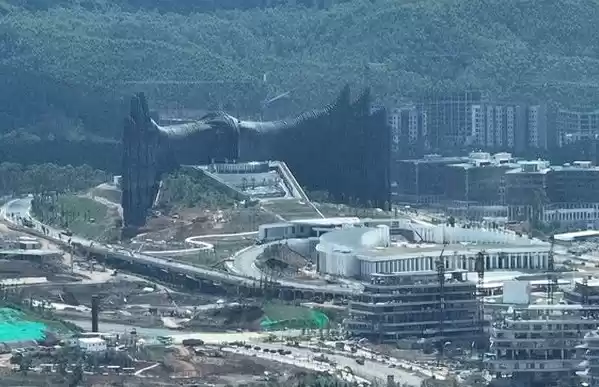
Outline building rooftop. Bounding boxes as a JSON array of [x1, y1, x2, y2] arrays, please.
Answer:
[[371, 269, 467, 278], [402, 152, 516, 168], [512, 303, 599, 311], [320, 225, 550, 262], [360, 242, 545, 258], [573, 278, 599, 287], [554, 230, 599, 242], [470, 271, 571, 289], [78, 337, 106, 344], [447, 152, 517, 170], [320, 227, 376, 251], [506, 160, 599, 175], [17, 237, 37, 242], [0, 249, 61, 257], [356, 241, 549, 262], [506, 160, 552, 175], [290, 217, 361, 227], [399, 155, 468, 164], [448, 162, 519, 170], [551, 163, 599, 172]]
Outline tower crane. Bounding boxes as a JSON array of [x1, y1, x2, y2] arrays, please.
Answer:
[[409, 222, 449, 346], [436, 238, 449, 364], [472, 251, 486, 369], [546, 235, 557, 303], [408, 222, 487, 362]]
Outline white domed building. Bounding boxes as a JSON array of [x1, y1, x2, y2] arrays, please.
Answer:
[[315, 222, 551, 279]]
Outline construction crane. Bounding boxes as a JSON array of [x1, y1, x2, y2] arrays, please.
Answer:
[[408, 221, 447, 357], [436, 239, 449, 364], [410, 221, 487, 365], [546, 235, 557, 303], [473, 251, 486, 369]]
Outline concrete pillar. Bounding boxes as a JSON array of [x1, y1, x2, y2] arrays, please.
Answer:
[[91, 295, 100, 333]]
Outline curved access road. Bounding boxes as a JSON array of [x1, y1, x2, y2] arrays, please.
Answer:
[[135, 232, 258, 257], [2, 198, 360, 295], [230, 240, 364, 293], [187, 231, 258, 240]]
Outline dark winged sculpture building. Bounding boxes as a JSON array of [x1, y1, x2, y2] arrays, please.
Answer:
[[122, 86, 391, 231]]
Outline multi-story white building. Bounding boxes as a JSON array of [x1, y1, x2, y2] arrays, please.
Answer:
[[471, 104, 523, 149], [388, 105, 428, 147], [540, 203, 599, 228], [487, 304, 599, 385], [77, 337, 107, 353], [471, 103, 547, 152], [315, 222, 551, 278], [528, 105, 548, 150]]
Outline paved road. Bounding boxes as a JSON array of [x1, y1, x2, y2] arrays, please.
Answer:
[[231, 241, 364, 293], [67, 319, 301, 342], [228, 342, 426, 386], [2, 198, 360, 295], [188, 231, 258, 240], [66, 317, 427, 386]]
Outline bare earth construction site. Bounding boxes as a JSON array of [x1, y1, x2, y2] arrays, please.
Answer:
[[0, 161, 407, 387], [4, 156, 569, 387]]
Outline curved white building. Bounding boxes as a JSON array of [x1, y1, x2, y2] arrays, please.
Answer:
[[316, 223, 551, 278]]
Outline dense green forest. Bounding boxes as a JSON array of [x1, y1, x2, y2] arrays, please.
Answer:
[[158, 170, 237, 210], [0, 163, 109, 195], [3, 0, 599, 141]]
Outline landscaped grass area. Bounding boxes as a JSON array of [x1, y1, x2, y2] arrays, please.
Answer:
[[315, 202, 400, 219], [261, 199, 321, 221], [32, 194, 119, 241], [90, 186, 121, 204], [211, 237, 255, 262], [262, 199, 399, 221], [172, 237, 255, 269]]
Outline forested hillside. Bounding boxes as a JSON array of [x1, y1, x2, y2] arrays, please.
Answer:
[[2, 0, 599, 142]]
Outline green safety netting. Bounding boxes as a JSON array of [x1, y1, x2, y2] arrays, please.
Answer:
[[260, 310, 329, 331], [0, 308, 46, 342]]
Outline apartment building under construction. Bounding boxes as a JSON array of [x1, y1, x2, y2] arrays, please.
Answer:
[[487, 304, 599, 387], [344, 271, 480, 343]]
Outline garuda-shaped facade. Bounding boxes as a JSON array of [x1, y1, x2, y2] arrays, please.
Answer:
[[122, 86, 391, 231]]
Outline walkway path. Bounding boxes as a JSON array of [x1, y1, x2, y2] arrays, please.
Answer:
[[134, 363, 160, 376]]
